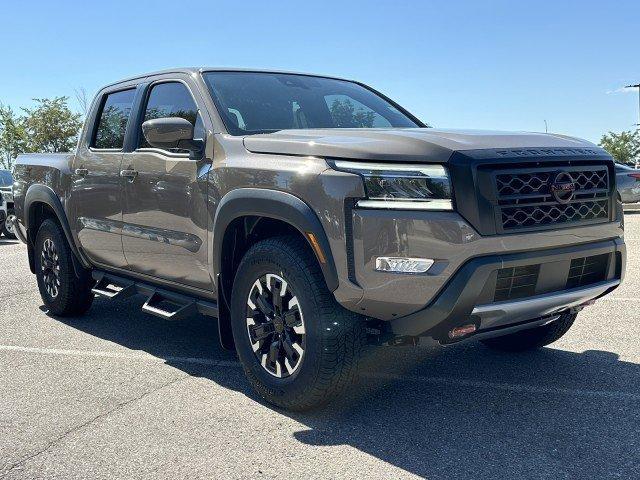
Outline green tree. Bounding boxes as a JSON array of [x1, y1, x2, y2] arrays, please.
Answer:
[[0, 104, 29, 169], [22, 97, 83, 153], [329, 98, 376, 128], [599, 130, 640, 166]]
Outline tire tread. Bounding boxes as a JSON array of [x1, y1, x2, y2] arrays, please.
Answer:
[[35, 219, 94, 317], [233, 235, 367, 411]]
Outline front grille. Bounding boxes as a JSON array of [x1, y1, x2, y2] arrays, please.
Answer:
[[496, 170, 608, 197], [493, 166, 611, 232], [566, 254, 609, 289], [494, 265, 540, 302], [501, 200, 608, 230]]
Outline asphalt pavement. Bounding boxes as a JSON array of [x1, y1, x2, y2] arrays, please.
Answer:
[[1, 215, 639, 479]]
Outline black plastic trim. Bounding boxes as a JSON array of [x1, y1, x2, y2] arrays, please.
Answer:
[[343, 198, 358, 285], [449, 149, 616, 236], [24, 184, 91, 275], [213, 188, 339, 291], [389, 238, 625, 338]]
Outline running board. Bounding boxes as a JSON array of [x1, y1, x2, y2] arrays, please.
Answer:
[[91, 272, 136, 299], [90, 271, 218, 321], [142, 291, 197, 321]]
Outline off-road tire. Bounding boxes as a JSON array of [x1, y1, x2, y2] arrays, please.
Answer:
[[231, 235, 367, 411], [34, 219, 94, 316], [481, 313, 577, 352]]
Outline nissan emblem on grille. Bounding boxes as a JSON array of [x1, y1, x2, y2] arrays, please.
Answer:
[[494, 165, 610, 231], [550, 171, 576, 204]]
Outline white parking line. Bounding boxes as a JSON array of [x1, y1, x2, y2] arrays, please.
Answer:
[[1, 344, 638, 401]]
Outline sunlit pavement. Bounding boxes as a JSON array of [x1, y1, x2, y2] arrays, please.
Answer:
[[1, 215, 638, 479]]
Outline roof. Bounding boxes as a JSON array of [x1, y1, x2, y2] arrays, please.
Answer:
[[102, 67, 353, 89]]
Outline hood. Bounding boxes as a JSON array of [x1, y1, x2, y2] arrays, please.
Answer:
[[243, 128, 602, 163]]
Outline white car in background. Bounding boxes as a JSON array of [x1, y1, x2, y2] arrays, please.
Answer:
[[0, 169, 16, 239]]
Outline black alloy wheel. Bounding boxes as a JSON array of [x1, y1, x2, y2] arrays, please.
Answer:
[[40, 238, 61, 298], [246, 273, 306, 378]]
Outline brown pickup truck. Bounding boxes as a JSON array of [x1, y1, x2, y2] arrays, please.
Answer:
[[12, 68, 625, 410]]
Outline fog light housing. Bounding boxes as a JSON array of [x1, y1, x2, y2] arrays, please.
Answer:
[[375, 256, 434, 274]]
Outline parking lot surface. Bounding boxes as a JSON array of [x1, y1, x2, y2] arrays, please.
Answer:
[[1, 215, 639, 479]]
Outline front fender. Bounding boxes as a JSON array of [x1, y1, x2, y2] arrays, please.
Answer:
[[212, 188, 338, 291]]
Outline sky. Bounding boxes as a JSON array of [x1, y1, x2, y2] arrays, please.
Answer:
[[0, 0, 638, 143]]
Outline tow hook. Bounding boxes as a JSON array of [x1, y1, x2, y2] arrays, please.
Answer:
[[448, 323, 478, 340]]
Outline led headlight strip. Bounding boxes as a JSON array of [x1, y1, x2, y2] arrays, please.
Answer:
[[333, 160, 453, 211]]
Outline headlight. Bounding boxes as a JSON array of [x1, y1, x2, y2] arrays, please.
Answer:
[[332, 160, 453, 210]]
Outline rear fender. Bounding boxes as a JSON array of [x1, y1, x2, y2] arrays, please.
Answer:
[[24, 184, 90, 276]]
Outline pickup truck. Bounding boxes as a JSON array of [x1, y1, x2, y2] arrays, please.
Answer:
[[12, 68, 626, 410]]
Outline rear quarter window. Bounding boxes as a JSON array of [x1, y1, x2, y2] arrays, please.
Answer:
[[92, 89, 136, 149]]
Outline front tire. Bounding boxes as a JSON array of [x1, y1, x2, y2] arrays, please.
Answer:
[[481, 313, 577, 352], [231, 236, 367, 411], [34, 219, 94, 316]]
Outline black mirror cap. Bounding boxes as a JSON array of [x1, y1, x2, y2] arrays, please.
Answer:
[[141, 117, 202, 153]]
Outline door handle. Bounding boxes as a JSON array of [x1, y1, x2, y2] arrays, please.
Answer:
[[120, 169, 138, 182], [75, 168, 88, 176]]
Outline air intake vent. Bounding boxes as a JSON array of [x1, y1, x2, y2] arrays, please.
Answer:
[[494, 265, 540, 302], [566, 254, 609, 289]]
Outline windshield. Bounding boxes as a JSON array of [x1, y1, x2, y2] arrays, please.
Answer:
[[0, 170, 13, 187], [202, 72, 421, 135]]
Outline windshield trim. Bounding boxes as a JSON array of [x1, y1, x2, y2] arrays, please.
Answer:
[[201, 71, 426, 136]]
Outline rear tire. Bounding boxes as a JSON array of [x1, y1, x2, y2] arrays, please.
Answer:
[[231, 235, 367, 411], [34, 219, 94, 316], [481, 313, 577, 352]]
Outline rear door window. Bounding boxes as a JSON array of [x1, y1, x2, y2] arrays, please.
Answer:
[[139, 82, 203, 151], [92, 89, 136, 149]]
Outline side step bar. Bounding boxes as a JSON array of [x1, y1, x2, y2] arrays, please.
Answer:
[[92, 271, 136, 299], [91, 271, 218, 321]]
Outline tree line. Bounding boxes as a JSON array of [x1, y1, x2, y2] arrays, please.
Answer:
[[0, 97, 82, 169], [599, 130, 640, 166]]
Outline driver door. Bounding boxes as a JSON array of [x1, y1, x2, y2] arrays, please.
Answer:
[[121, 77, 212, 290]]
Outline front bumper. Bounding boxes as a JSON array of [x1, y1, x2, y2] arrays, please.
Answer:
[[346, 207, 624, 319], [388, 238, 625, 340]]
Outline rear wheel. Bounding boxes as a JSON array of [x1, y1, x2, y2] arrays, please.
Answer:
[[1, 209, 16, 239], [231, 236, 367, 411], [34, 219, 94, 316], [481, 313, 577, 352]]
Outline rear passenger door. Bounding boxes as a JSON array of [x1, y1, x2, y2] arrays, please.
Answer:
[[121, 77, 212, 290], [72, 88, 136, 268]]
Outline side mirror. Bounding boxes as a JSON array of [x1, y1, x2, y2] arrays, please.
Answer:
[[141, 117, 203, 153]]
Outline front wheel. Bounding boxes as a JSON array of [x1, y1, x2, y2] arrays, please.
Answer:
[[34, 219, 94, 316], [231, 236, 367, 411], [481, 313, 577, 352]]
